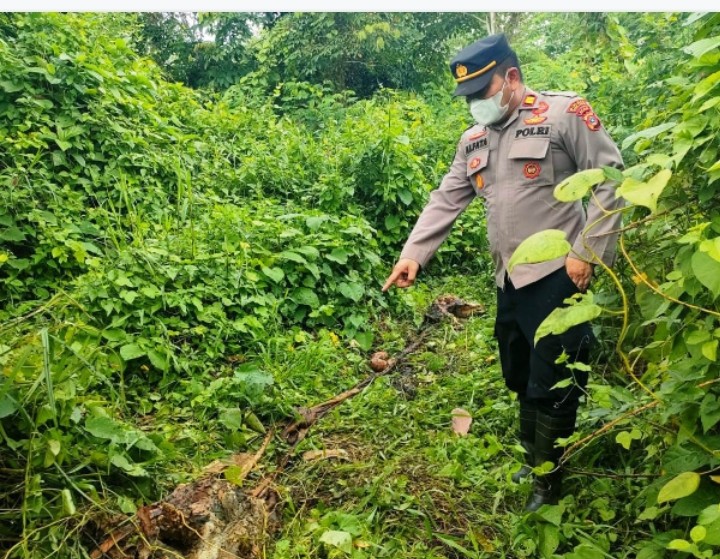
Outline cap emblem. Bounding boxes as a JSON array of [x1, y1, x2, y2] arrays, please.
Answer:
[[455, 61, 497, 83]]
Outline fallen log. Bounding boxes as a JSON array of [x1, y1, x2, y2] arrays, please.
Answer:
[[90, 431, 275, 559]]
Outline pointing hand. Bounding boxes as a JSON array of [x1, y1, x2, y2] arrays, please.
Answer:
[[382, 259, 420, 291]]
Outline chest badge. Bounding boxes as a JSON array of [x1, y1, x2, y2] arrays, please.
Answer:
[[475, 174, 485, 190], [468, 130, 487, 140], [523, 162, 541, 179], [522, 94, 537, 107], [524, 115, 547, 125], [469, 157, 482, 170]]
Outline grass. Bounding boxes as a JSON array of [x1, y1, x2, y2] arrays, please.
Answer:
[[0, 272, 644, 559], [266, 275, 529, 558], [263, 274, 642, 559]]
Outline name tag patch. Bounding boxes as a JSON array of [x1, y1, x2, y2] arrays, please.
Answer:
[[515, 126, 551, 139], [465, 137, 489, 154]]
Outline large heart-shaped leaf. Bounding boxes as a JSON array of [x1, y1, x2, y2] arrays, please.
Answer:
[[554, 168, 606, 202], [692, 249, 720, 299], [657, 471, 701, 504], [615, 169, 672, 213], [319, 530, 353, 554], [535, 303, 602, 345], [508, 230, 570, 273]]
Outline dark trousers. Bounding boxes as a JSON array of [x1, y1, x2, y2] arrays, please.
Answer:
[[494, 267, 595, 417]]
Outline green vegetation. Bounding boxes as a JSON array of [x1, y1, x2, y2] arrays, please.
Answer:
[[1, 11, 720, 559]]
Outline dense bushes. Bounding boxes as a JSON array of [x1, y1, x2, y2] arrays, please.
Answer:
[[0, 13, 486, 310], [0, 13, 202, 305], [72, 202, 386, 376], [511, 13, 720, 558], [0, 14, 490, 557], [9, 10, 720, 559]]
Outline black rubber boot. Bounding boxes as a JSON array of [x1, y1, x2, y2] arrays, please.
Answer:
[[524, 410, 576, 512], [511, 399, 537, 483]]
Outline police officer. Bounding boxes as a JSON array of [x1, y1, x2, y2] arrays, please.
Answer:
[[382, 33, 623, 511]]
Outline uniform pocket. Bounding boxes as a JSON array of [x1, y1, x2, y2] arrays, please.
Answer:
[[466, 148, 491, 194], [508, 137, 555, 186]]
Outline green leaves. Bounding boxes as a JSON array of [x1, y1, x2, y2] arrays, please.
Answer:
[[291, 287, 320, 308], [616, 428, 642, 450], [319, 530, 353, 554], [354, 331, 374, 351], [0, 395, 18, 419], [119, 343, 144, 360], [621, 122, 676, 150], [658, 472, 701, 504], [691, 250, 720, 298], [338, 282, 364, 302], [261, 266, 284, 283], [615, 169, 672, 213], [554, 168, 607, 202], [219, 408, 243, 431], [85, 416, 125, 441], [507, 230, 571, 273], [700, 395, 720, 433], [684, 35, 720, 58], [535, 300, 602, 345], [327, 248, 350, 265]]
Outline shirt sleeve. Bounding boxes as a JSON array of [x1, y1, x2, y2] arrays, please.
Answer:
[[560, 99, 625, 267], [399, 139, 476, 268]]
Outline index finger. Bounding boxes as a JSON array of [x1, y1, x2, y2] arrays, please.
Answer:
[[382, 268, 402, 292]]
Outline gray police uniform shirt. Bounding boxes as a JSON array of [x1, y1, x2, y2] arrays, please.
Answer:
[[399, 88, 625, 289]]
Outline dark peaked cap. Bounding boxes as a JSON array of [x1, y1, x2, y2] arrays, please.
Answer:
[[450, 33, 514, 97]]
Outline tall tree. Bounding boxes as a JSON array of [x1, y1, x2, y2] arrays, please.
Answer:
[[239, 13, 490, 97]]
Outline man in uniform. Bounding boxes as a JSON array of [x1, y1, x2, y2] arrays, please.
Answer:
[[382, 34, 623, 511]]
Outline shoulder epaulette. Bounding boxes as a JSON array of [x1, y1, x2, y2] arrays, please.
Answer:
[[540, 91, 579, 98], [462, 124, 487, 140]]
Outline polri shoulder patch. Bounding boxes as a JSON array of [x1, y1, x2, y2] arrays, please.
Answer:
[[584, 113, 602, 131], [567, 98, 603, 131], [567, 99, 591, 113]]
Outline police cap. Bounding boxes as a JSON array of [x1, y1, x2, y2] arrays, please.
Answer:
[[450, 33, 514, 97]]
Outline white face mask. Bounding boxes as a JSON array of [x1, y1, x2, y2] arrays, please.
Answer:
[[469, 74, 514, 126]]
